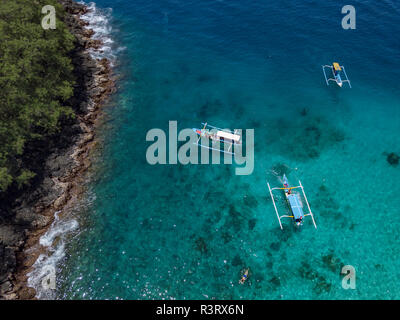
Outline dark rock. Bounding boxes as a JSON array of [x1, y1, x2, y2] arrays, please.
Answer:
[[387, 152, 399, 166], [300, 107, 308, 116], [0, 281, 12, 294], [298, 261, 317, 280], [313, 276, 332, 295], [248, 218, 256, 230], [221, 232, 232, 244], [14, 207, 36, 227], [270, 242, 281, 251], [269, 275, 281, 288], [46, 153, 74, 178], [18, 287, 36, 300], [0, 225, 24, 247], [322, 252, 344, 273], [243, 194, 258, 209], [0, 244, 16, 283], [194, 237, 208, 254]]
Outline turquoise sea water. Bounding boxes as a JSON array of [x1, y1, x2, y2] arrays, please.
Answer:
[[56, 0, 400, 299]]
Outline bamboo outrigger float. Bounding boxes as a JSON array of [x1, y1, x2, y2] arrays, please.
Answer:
[[193, 122, 241, 155], [322, 62, 351, 88], [267, 174, 317, 230]]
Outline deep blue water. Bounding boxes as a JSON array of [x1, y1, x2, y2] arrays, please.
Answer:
[[56, 0, 400, 299]]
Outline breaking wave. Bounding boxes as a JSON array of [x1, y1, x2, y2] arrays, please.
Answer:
[[27, 212, 79, 300], [79, 1, 125, 64]]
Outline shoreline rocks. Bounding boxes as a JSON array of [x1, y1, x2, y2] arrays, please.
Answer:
[[0, 0, 116, 299]]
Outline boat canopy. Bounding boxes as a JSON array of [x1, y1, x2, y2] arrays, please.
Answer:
[[287, 194, 304, 220], [333, 62, 342, 71], [217, 130, 240, 142]]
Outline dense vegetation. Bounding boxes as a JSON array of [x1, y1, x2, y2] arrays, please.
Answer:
[[0, 0, 75, 191]]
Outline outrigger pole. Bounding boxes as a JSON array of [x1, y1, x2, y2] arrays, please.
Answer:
[[341, 66, 352, 88], [267, 182, 283, 229], [322, 66, 330, 86], [299, 180, 317, 229]]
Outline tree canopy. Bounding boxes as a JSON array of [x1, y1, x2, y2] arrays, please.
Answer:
[[0, 0, 75, 191]]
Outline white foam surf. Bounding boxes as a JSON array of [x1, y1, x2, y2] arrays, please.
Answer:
[[27, 211, 79, 300], [79, 1, 124, 64]]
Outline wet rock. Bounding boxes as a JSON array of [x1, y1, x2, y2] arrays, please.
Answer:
[[3, 292, 17, 300], [31, 215, 53, 229], [86, 39, 103, 50], [0, 281, 12, 294], [53, 193, 68, 210], [59, 0, 88, 15], [18, 287, 36, 300]]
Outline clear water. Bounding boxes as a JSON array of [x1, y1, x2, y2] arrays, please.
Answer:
[[57, 0, 400, 299]]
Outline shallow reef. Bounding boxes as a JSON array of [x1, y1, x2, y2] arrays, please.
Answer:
[[298, 259, 333, 295], [385, 152, 399, 166], [321, 251, 345, 274], [313, 184, 353, 229], [267, 116, 346, 161], [193, 236, 208, 254]]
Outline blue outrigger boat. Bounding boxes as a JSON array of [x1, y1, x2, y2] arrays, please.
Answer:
[[322, 62, 351, 88], [267, 175, 317, 229]]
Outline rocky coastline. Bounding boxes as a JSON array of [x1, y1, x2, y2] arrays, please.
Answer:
[[0, 0, 116, 299]]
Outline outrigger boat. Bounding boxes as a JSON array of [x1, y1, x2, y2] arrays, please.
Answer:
[[322, 62, 351, 88], [267, 174, 317, 229], [193, 122, 241, 155]]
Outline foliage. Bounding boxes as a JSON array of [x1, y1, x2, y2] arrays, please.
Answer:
[[0, 0, 75, 191]]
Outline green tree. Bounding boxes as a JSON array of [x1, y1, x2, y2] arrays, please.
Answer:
[[0, 0, 75, 191]]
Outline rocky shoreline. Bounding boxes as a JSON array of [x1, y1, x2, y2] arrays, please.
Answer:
[[0, 0, 116, 299]]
